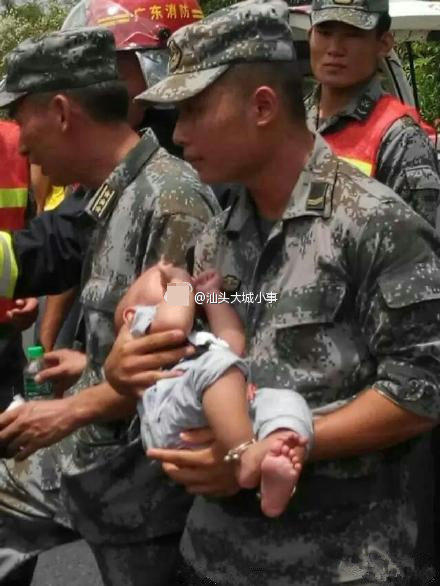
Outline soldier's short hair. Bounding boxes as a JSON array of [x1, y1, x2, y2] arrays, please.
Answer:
[[58, 82, 129, 124], [376, 13, 391, 36], [222, 61, 305, 124], [10, 80, 129, 124]]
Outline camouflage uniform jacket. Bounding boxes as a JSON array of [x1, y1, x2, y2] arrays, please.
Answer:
[[306, 75, 440, 227], [58, 128, 220, 544], [181, 134, 440, 585]]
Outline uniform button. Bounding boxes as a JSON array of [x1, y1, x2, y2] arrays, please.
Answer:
[[406, 379, 431, 401]]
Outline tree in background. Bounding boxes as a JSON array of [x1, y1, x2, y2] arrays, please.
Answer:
[[0, 1, 73, 76], [200, 0, 233, 13], [399, 42, 440, 125]]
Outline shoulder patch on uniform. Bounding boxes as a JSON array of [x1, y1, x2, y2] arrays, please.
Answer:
[[306, 182, 329, 211], [223, 274, 241, 294], [86, 182, 117, 222]]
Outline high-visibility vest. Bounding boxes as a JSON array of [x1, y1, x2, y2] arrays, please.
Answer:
[[324, 94, 436, 177], [44, 185, 65, 211], [0, 121, 28, 322]]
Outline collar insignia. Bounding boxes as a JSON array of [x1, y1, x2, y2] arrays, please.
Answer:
[[87, 182, 117, 222]]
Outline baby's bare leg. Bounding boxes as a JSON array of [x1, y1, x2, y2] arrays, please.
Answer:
[[202, 367, 253, 452], [239, 431, 307, 518]]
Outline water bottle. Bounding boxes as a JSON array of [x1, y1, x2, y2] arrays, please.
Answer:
[[23, 345, 52, 400]]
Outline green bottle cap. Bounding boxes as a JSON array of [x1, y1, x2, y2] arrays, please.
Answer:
[[27, 345, 44, 359]]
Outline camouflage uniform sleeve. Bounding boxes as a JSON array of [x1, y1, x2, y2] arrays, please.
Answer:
[[376, 117, 440, 228], [141, 180, 221, 271], [192, 213, 228, 277], [353, 200, 440, 419], [149, 212, 210, 269]]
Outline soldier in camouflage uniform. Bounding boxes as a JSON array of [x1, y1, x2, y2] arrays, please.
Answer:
[[308, 0, 440, 574], [130, 0, 440, 583], [0, 28, 219, 585], [306, 0, 440, 228]]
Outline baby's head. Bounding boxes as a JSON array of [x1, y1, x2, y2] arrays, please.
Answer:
[[114, 259, 192, 332]]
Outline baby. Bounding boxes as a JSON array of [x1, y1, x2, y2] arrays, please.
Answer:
[[114, 259, 313, 517]]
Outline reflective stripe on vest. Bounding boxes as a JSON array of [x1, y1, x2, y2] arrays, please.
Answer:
[[0, 121, 28, 321], [0, 188, 28, 231], [0, 231, 18, 299], [324, 95, 434, 177]]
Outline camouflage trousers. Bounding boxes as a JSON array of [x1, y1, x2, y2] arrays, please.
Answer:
[[179, 479, 420, 586], [175, 556, 395, 586], [0, 446, 182, 586]]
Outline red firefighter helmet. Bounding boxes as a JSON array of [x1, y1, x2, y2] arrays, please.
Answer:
[[62, 0, 203, 50], [62, 0, 203, 89]]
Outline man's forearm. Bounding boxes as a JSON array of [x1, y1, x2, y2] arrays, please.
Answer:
[[67, 382, 138, 428], [310, 388, 435, 462]]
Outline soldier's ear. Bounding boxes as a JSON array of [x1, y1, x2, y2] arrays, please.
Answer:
[[49, 94, 72, 133], [377, 30, 394, 58], [252, 86, 279, 128]]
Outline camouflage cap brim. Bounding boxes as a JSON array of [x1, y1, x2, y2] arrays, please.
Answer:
[[311, 7, 379, 30], [136, 64, 229, 104], [0, 78, 27, 109]]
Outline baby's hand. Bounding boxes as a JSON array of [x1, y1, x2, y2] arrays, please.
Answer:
[[194, 269, 222, 295]]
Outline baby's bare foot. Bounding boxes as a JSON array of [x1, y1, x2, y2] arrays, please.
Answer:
[[260, 432, 306, 517], [237, 431, 307, 517]]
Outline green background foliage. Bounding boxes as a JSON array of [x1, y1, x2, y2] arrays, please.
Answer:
[[200, 0, 234, 14], [398, 41, 440, 124], [0, 1, 74, 76]]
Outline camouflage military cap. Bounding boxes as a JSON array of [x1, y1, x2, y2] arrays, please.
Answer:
[[311, 0, 389, 31], [137, 0, 296, 104], [0, 27, 119, 108]]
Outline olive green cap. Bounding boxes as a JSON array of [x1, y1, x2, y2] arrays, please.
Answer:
[[138, 0, 296, 104], [311, 0, 389, 31], [0, 27, 119, 108]]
